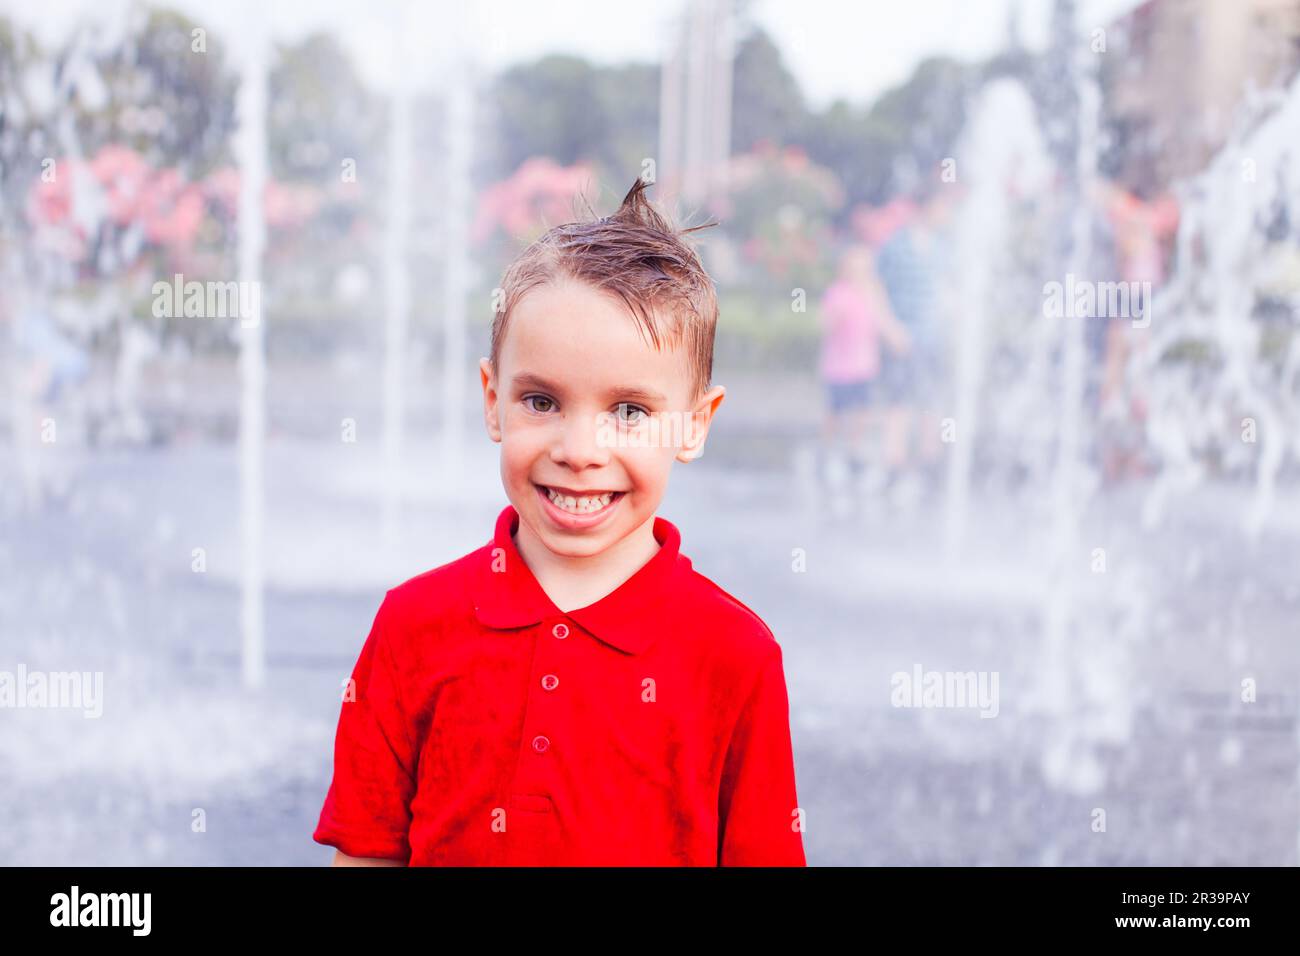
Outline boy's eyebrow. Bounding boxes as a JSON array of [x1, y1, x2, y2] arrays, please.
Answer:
[[511, 372, 667, 404]]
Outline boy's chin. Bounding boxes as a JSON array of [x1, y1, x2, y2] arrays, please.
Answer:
[[525, 515, 627, 557], [534, 529, 616, 558]]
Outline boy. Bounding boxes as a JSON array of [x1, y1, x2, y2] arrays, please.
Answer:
[[313, 178, 806, 866]]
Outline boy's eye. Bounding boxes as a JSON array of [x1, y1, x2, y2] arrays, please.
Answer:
[[524, 395, 554, 414], [615, 402, 648, 425]]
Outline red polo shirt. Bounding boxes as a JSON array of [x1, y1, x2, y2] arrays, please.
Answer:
[[313, 504, 806, 866]]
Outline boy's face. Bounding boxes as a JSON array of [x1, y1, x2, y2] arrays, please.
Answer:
[[480, 278, 725, 560]]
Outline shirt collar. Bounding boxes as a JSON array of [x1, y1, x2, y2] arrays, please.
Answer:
[[471, 504, 687, 655]]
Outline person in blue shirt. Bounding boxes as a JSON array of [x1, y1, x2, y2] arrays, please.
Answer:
[[876, 189, 952, 494]]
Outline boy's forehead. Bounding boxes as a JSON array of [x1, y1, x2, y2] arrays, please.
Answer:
[[500, 280, 694, 397], [510, 279, 645, 330]]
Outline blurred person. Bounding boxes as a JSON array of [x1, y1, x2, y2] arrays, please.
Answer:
[[9, 301, 90, 510], [104, 261, 163, 447], [313, 179, 806, 867], [109, 322, 160, 446], [877, 187, 953, 497], [1083, 183, 1120, 416], [1097, 183, 1178, 483], [816, 243, 909, 504]]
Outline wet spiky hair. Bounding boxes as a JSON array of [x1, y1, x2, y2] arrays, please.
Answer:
[[490, 177, 719, 399]]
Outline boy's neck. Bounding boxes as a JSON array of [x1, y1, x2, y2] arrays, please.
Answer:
[[513, 511, 661, 614]]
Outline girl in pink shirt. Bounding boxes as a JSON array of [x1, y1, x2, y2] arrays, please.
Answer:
[[817, 245, 909, 486]]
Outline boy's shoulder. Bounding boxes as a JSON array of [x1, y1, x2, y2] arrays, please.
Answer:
[[375, 539, 494, 628], [675, 561, 779, 660]]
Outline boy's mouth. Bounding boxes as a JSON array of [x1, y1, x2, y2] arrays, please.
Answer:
[[533, 483, 625, 517]]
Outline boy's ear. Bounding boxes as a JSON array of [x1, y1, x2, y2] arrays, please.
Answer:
[[480, 357, 502, 443], [676, 385, 725, 464]]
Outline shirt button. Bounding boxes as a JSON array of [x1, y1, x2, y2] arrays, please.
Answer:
[[552, 623, 569, 640], [541, 674, 559, 691], [531, 735, 550, 753]]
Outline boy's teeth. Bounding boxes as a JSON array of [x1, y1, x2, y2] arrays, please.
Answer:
[[545, 487, 615, 514]]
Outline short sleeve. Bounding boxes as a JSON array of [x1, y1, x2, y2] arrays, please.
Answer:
[[313, 593, 418, 862], [717, 643, 807, 866]]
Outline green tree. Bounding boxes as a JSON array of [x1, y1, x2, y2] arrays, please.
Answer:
[[730, 24, 809, 154], [87, 6, 238, 175], [0, 18, 46, 223], [269, 32, 384, 183], [488, 55, 611, 175]]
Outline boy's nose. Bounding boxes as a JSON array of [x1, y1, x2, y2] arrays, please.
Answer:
[[551, 411, 612, 469]]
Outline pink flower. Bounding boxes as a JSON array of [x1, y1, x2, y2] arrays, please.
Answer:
[[472, 157, 595, 245], [138, 169, 190, 246], [265, 180, 322, 229], [26, 160, 78, 227], [90, 145, 151, 225]]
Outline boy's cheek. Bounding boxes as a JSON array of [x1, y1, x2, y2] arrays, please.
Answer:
[[614, 449, 675, 491], [496, 417, 541, 451]]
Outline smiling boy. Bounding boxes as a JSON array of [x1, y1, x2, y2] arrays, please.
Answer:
[[313, 178, 806, 866]]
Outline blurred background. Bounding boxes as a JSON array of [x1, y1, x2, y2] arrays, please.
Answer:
[[2, 0, 1299, 865]]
